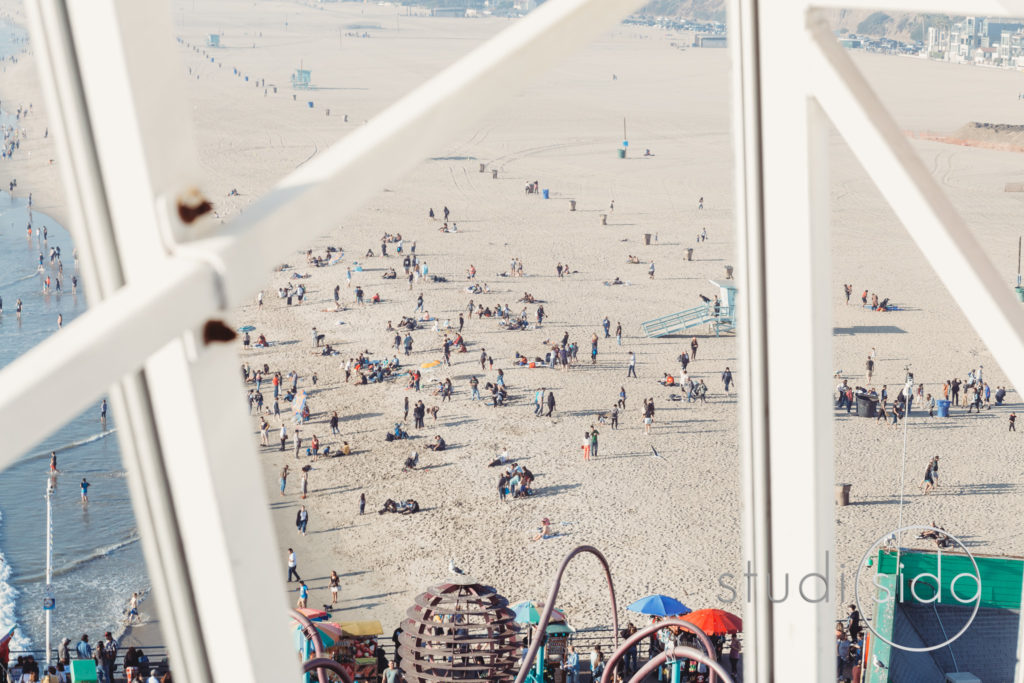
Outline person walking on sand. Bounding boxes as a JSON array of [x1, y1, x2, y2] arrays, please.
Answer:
[[300, 469, 309, 499], [698, 196, 704, 210], [648, 262, 655, 279], [546, 391, 556, 417], [296, 505, 308, 535], [722, 367, 733, 393], [843, 284, 852, 305], [297, 581, 308, 608], [287, 549, 300, 582], [260, 417, 270, 445], [627, 352, 637, 378], [582, 432, 591, 461], [602, 316, 611, 338], [330, 570, 340, 604], [279, 423, 288, 451], [359, 492, 366, 515], [280, 465, 289, 496], [1011, 412, 1017, 432], [690, 336, 699, 361], [590, 427, 599, 458], [919, 461, 935, 494], [615, 322, 622, 346]]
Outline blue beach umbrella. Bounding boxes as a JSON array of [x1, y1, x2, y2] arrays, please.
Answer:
[[626, 594, 691, 617], [511, 601, 568, 625], [511, 601, 542, 624]]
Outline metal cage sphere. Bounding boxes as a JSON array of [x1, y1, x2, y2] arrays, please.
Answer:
[[398, 579, 521, 683]]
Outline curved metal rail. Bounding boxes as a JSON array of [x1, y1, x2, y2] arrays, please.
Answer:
[[291, 608, 354, 683], [512, 546, 619, 683], [598, 618, 719, 683], [628, 646, 733, 683], [304, 657, 356, 683]]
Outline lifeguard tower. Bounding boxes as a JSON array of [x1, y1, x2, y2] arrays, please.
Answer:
[[291, 67, 312, 89], [641, 279, 737, 337], [206, 33, 220, 48]]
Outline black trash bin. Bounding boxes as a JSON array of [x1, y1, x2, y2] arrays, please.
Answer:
[[855, 393, 877, 417]]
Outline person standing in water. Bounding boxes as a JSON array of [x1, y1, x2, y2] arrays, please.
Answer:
[[127, 592, 141, 625], [100, 399, 107, 424], [80, 478, 89, 503]]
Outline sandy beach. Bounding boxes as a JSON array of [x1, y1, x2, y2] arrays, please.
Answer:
[[3, 0, 1024, 655]]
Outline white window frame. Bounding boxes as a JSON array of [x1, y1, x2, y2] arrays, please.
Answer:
[[2, 0, 1023, 680]]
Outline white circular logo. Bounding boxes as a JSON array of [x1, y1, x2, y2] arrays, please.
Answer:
[[854, 525, 981, 653]]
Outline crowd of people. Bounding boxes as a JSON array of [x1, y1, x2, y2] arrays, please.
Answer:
[[2, 632, 171, 683]]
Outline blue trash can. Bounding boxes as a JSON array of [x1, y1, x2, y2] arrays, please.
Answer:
[[542, 189, 549, 199], [936, 399, 951, 417]]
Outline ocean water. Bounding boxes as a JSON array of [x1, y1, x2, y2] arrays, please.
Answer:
[[0, 21, 149, 652]]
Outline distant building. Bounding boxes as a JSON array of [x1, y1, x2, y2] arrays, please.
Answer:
[[512, 0, 536, 12], [694, 35, 726, 48], [866, 548, 1023, 682], [431, 7, 467, 17], [923, 16, 1024, 66]]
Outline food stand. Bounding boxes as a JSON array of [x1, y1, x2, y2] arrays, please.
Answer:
[[328, 621, 385, 682], [294, 618, 384, 683]]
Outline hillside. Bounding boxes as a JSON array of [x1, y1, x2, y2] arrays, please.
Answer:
[[637, 0, 725, 22]]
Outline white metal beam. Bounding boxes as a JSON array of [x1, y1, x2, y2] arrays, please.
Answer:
[[189, 0, 654, 306], [756, 2, 835, 680], [11, 0, 662, 681], [808, 16, 1024, 397], [728, 0, 772, 679], [1, 0, 653, 455], [0, 256, 217, 464], [25, 2, 230, 682], [42, 1, 294, 681]]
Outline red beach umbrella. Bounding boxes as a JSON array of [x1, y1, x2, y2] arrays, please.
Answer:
[[680, 609, 742, 635]]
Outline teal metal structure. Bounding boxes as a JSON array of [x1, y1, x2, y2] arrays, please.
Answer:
[[291, 68, 312, 89], [641, 280, 737, 337]]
